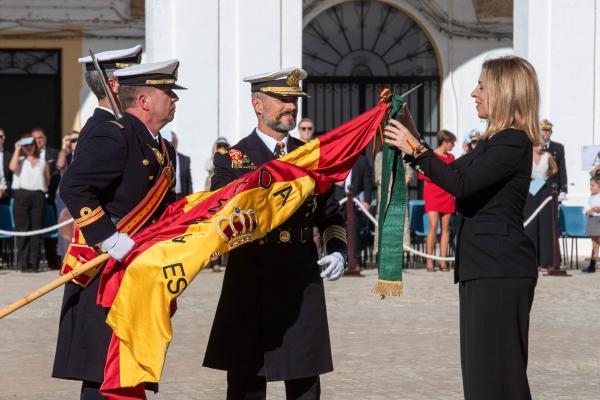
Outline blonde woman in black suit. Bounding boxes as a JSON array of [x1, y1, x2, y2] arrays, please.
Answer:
[[384, 56, 540, 400]]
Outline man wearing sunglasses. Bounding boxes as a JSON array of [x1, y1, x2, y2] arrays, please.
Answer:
[[298, 117, 315, 143]]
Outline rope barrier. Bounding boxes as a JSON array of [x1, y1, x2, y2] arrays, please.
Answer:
[[0, 194, 553, 255], [0, 218, 74, 237], [340, 196, 553, 262]]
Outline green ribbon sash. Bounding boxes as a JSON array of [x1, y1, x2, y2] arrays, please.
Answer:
[[375, 93, 407, 298]]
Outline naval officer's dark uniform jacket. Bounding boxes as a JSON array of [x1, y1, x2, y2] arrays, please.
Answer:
[[411, 129, 537, 400], [52, 112, 176, 383], [74, 107, 115, 154], [203, 130, 347, 381], [543, 140, 567, 193]]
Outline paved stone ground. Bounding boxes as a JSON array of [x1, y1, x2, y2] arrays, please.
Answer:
[[0, 267, 598, 399]]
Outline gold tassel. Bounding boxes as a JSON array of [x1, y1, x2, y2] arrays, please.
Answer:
[[373, 279, 403, 299]]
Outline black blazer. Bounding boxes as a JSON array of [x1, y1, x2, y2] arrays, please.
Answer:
[[350, 153, 373, 203], [1, 150, 12, 201], [44, 146, 60, 203], [412, 128, 537, 283], [176, 152, 193, 197], [544, 140, 567, 193]]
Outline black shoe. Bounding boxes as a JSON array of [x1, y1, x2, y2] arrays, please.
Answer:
[[582, 259, 596, 273]]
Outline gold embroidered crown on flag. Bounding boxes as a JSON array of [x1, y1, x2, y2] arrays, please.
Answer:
[[215, 208, 258, 249]]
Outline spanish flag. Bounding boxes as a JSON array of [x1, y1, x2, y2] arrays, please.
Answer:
[[97, 100, 392, 399]]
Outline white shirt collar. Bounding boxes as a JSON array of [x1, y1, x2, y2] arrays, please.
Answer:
[[147, 127, 160, 143], [255, 127, 288, 153], [97, 106, 115, 115]]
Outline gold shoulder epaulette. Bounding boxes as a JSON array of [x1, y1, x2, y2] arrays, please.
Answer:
[[217, 148, 228, 155], [109, 120, 124, 129]]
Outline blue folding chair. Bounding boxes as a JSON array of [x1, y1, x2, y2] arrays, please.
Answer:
[[559, 205, 589, 269]]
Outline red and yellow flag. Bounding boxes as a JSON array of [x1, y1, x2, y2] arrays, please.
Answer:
[[97, 102, 389, 399]]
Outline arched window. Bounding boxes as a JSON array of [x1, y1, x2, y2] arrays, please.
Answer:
[[303, 1, 440, 140]]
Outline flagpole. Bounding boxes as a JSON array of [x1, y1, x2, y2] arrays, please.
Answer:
[[0, 254, 110, 319]]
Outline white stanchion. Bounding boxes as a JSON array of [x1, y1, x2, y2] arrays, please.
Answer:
[[340, 196, 553, 262], [0, 218, 74, 237]]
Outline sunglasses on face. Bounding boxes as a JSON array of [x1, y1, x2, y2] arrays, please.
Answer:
[[70, 138, 78, 143], [299, 127, 313, 131]]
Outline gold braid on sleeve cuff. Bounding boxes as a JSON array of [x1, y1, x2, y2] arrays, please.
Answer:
[[75, 206, 106, 228], [322, 225, 347, 246]]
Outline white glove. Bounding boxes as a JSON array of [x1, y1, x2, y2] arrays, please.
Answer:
[[558, 192, 567, 202], [318, 252, 346, 281], [101, 232, 135, 262]]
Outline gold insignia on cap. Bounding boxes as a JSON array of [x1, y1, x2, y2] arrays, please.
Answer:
[[286, 70, 300, 88], [540, 119, 553, 130], [116, 63, 133, 69], [145, 79, 175, 85]]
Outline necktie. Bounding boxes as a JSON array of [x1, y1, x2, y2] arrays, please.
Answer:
[[274, 141, 286, 158]]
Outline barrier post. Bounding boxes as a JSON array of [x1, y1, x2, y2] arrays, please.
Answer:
[[547, 184, 570, 277], [344, 187, 363, 276]]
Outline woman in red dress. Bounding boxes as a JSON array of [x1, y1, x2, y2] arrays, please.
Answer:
[[418, 130, 457, 271]]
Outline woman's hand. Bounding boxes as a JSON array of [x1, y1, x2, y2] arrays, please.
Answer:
[[61, 135, 71, 152], [384, 119, 420, 154]]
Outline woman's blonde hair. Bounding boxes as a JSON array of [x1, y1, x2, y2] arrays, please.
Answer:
[[481, 56, 541, 144]]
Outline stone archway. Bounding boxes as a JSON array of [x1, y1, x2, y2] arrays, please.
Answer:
[[302, 0, 441, 139]]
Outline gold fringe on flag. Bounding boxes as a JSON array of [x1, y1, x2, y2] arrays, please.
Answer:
[[373, 279, 403, 299]]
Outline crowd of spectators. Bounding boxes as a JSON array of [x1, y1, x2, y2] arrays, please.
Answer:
[[0, 126, 194, 273], [0, 117, 587, 274]]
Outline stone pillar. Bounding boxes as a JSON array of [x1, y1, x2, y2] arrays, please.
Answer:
[[514, 0, 598, 200], [145, 0, 302, 190]]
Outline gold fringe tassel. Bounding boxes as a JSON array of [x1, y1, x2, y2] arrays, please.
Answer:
[[373, 279, 403, 299]]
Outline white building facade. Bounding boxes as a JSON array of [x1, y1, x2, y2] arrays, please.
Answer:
[[1, 0, 598, 202], [146, 0, 513, 189], [515, 0, 600, 203]]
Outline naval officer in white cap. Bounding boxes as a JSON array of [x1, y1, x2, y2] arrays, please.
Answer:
[[74, 45, 143, 148], [204, 67, 347, 400], [53, 59, 183, 400]]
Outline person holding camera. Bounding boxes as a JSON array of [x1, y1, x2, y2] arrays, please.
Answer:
[[9, 134, 50, 272], [56, 131, 80, 174]]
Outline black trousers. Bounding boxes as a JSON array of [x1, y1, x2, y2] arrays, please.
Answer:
[[43, 199, 59, 269], [80, 381, 106, 400], [13, 189, 46, 271], [226, 372, 321, 400], [459, 278, 536, 400]]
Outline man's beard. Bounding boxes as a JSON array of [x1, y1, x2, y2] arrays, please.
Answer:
[[263, 111, 296, 133]]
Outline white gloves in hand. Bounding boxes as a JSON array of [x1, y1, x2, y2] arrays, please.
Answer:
[[318, 252, 346, 281], [558, 192, 567, 202], [101, 232, 135, 262]]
